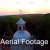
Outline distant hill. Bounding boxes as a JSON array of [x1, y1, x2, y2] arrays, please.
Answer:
[[0, 14, 48, 18], [0, 16, 7, 18], [10, 14, 44, 17]]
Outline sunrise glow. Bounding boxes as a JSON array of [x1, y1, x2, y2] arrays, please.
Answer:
[[0, 0, 50, 15]]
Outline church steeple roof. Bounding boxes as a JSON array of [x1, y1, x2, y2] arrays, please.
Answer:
[[16, 18, 26, 24], [13, 18, 31, 43]]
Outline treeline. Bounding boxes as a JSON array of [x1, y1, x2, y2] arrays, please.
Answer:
[[0, 14, 50, 44], [0, 16, 20, 39]]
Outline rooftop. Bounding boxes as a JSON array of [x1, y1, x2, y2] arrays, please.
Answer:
[[16, 18, 26, 24]]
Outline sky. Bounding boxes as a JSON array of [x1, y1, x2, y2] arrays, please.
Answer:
[[0, 0, 50, 15]]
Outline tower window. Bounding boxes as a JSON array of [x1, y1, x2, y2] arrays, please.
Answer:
[[19, 26, 21, 30]]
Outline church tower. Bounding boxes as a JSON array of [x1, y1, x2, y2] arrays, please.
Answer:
[[10, 9, 34, 50], [16, 18, 26, 31], [13, 17, 31, 42]]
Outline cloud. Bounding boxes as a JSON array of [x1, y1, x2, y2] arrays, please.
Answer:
[[15, 2, 20, 4], [29, 1, 35, 4]]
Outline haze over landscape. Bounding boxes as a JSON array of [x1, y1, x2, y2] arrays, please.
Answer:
[[0, 0, 50, 15]]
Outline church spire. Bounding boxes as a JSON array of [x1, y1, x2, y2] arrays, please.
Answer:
[[16, 18, 26, 31], [16, 9, 26, 31], [20, 9, 22, 15]]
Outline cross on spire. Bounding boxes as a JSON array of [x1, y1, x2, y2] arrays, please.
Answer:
[[20, 9, 22, 15]]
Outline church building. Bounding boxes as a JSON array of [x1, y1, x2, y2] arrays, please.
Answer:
[[10, 17, 34, 50]]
